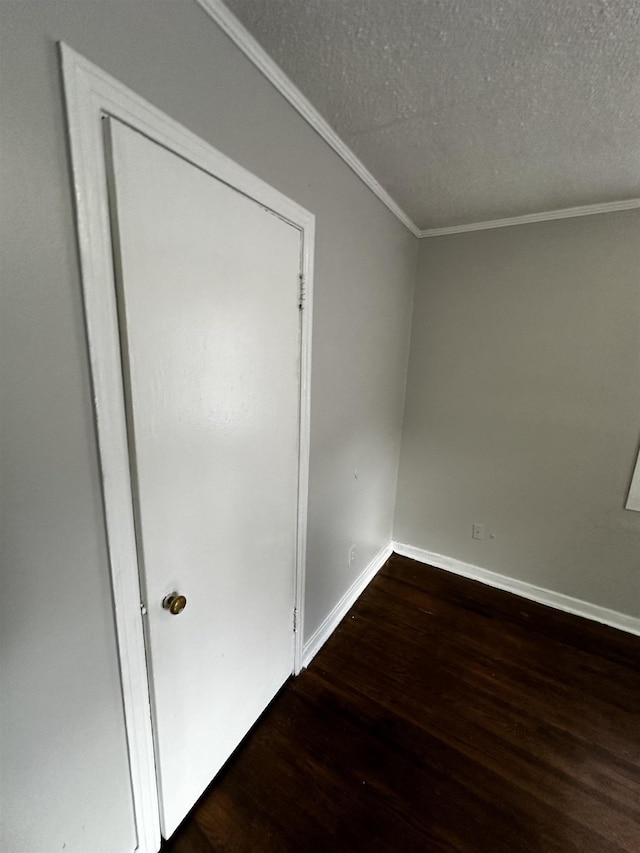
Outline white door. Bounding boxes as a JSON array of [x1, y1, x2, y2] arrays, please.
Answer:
[[105, 118, 302, 838]]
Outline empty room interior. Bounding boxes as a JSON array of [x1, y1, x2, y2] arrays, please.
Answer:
[[1, 1, 639, 852]]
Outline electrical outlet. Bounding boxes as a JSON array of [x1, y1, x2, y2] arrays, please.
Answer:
[[472, 523, 485, 540], [348, 545, 356, 567]]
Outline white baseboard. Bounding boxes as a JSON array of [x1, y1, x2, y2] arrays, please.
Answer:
[[302, 542, 393, 668], [301, 539, 639, 670], [392, 541, 640, 637]]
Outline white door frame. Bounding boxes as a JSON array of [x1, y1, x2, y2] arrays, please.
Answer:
[[60, 43, 314, 853]]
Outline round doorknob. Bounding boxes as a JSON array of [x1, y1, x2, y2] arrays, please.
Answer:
[[162, 592, 187, 615]]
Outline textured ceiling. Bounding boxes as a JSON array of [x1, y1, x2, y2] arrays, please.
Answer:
[[223, 0, 640, 230]]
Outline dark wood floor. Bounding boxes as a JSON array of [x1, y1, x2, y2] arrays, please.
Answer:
[[163, 553, 640, 852]]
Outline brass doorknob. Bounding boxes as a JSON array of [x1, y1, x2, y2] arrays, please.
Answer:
[[162, 592, 187, 615]]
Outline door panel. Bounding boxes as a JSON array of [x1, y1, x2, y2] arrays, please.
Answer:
[[105, 118, 301, 837]]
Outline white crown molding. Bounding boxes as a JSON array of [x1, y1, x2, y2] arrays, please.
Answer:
[[392, 542, 640, 637], [197, 1, 639, 241], [195, 0, 421, 237], [419, 198, 640, 238]]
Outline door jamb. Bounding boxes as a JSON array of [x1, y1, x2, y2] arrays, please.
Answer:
[[60, 43, 314, 853]]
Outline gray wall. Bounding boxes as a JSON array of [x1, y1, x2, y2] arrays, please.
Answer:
[[395, 211, 640, 618], [0, 2, 416, 851]]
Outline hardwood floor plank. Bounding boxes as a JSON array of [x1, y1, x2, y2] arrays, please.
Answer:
[[309, 638, 639, 848], [165, 815, 214, 853], [295, 670, 627, 853], [163, 554, 640, 852]]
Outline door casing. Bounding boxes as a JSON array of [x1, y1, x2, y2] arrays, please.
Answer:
[[60, 43, 314, 853]]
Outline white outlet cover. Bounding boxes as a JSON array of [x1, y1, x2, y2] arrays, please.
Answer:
[[472, 524, 485, 540]]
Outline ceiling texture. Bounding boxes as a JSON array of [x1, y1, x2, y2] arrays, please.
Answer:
[[223, 0, 640, 231]]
